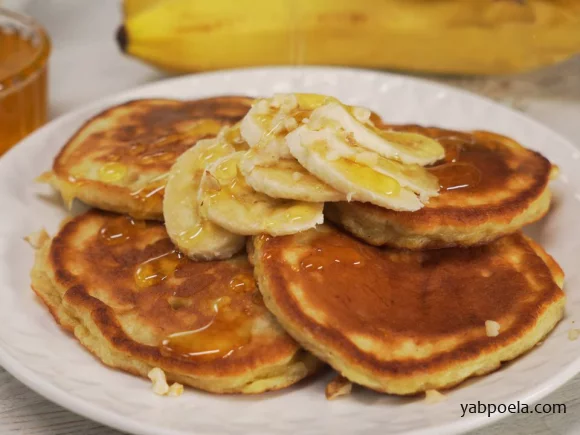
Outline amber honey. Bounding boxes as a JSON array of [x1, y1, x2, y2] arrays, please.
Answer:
[[98, 162, 128, 182], [160, 308, 254, 360], [229, 273, 256, 293], [134, 249, 186, 288], [130, 173, 168, 208], [99, 215, 146, 245], [429, 136, 482, 191], [160, 273, 258, 361], [429, 162, 482, 191], [0, 9, 50, 156], [301, 236, 365, 272]]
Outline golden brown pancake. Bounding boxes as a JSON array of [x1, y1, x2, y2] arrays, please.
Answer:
[[43, 97, 253, 220], [251, 225, 565, 395], [30, 210, 320, 394], [326, 126, 554, 249]]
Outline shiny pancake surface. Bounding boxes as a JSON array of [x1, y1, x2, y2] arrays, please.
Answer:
[[326, 126, 554, 249], [46, 97, 253, 220], [252, 225, 565, 394], [30, 210, 319, 394]]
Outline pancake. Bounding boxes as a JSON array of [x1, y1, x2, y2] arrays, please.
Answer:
[[30, 210, 320, 394], [43, 97, 253, 220], [325, 126, 554, 249], [251, 225, 565, 395]]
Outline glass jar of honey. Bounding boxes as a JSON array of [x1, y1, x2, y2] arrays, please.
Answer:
[[0, 8, 50, 156]]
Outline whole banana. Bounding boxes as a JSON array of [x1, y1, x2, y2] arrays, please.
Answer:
[[118, 0, 580, 75]]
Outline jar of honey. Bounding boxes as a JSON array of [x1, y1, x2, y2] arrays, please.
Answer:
[[0, 8, 50, 156]]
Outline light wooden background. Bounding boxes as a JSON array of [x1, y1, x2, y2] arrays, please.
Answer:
[[2, 1, 580, 434]]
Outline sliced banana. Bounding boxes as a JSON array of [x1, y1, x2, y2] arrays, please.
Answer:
[[309, 103, 445, 166], [289, 126, 440, 198], [240, 94, 346, 161], [240, 100, 294, 160], [239, 149, 345, 202], [163, 136, 245, 261], [220, 122, 248, 152], [198, 152, 324, 236], [286, 126, 440, 211]]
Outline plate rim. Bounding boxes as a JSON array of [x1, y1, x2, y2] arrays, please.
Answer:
[[1, 65, 579, 435]]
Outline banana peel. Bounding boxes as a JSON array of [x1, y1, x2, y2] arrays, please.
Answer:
[[117, 0, 580, 75]]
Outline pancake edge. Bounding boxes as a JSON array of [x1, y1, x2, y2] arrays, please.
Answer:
[[29, 216, 321, 394], [251, 233, 565, 395], [325, 187, 552, 250]]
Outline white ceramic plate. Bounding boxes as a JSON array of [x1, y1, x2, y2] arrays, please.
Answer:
[[1, 67, 580, 435]]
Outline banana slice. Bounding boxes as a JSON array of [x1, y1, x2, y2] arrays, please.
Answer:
[[198, 152, 324, 236], [286, 126, 440, 211], [240, 94, 355, 160], [240, 98, 294, 160], [239, 149, 345, 202], [309, 103, 445, 166], [163, 136, 245, 260]]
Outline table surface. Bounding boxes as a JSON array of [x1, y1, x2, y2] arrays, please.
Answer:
[[2, 1, 580, 434]]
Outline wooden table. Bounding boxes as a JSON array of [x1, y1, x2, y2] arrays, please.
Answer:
[[2, 1, 579, 434]]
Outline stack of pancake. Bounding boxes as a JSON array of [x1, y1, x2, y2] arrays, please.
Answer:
[[30, 94, 565, 398]]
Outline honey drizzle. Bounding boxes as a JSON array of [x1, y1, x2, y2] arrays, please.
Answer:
[[333, 157, 401, 196], [229, 273, 256, 293], [121, 119, 223, 165], [429, 162, 482, 191], [264, 204, 315, 230], [184, 119, 224, 138], [130, 173, 169, 207], [255, 94, 340, 139], [134, 249, 186, 288], [160, 309, 253, 360], [205, 154, 320, 231], [178, 224, 204, 242], [160, 272, 257, 361], [301, 238, 365, 272], [98, 162, 128, 182], [308, 141, 401, 196], [206, 155, 253, 204], [429, 136, 482, 191], [99, 215, 146, 245], [223, 123, 247, 151]]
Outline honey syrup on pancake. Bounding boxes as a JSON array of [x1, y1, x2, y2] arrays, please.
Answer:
[[428, 136, 482, 192], [134, 121, 223, 166], [99, 215, 146, 245], [120, 125, 223, 192], [91, 108, 239, 169], [47, 168, 90, 208], [98, 162, 128, 183], [385, 126, 487, 193], [177, 224, 205, 242], [429, 162, 482, 192], [64, 117, 232, 191], [265, 227, 561, 337], [301, 234, 366, 271], [134, 249, 186, 288], [160, 271, 258, 360], [130, 173, 169, 209], [90, 213, 270, 363], [100, 215, 186, 287]]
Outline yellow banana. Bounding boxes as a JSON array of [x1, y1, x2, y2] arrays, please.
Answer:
[[118, 0, 580, 75]]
